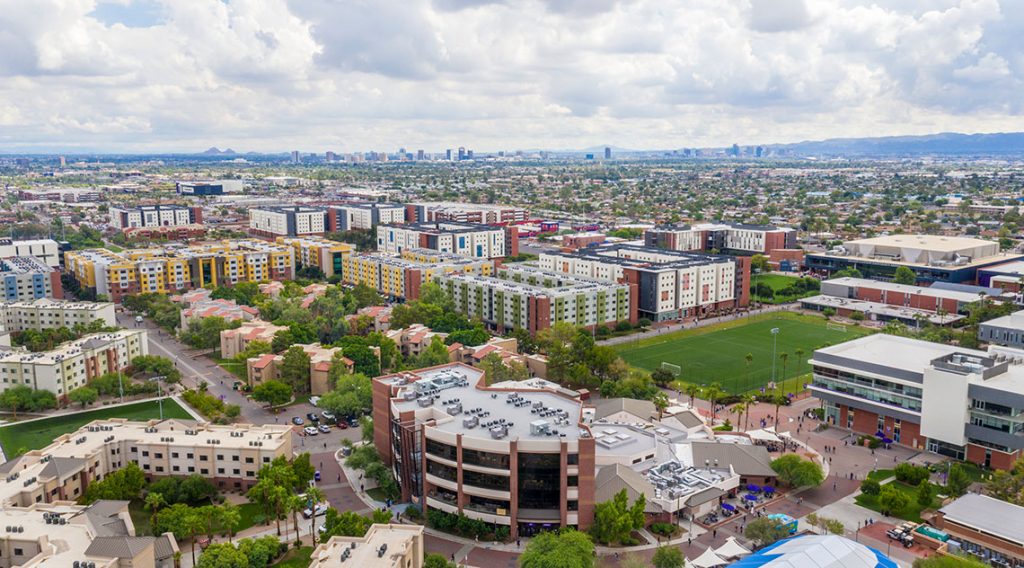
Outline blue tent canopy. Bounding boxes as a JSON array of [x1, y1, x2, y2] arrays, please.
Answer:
[[726, 535, 897, 568], [722, 503, 736, 511], [747, 484, 761, 492], [763, 486, 776, 493], [744, 494, 758, 501]]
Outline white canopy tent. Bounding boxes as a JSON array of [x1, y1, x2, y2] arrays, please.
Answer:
[[715, 536, 752, 559], [691, 547, 729, 568]]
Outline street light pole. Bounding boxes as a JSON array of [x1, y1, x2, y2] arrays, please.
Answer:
[[770, 327, 780, 393], [150, 375, 167, 420]]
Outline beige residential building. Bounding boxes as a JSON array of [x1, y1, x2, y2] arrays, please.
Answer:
[[0, 330, 147, 401], [0, 419, 293, 507], [309, 525, 424, 568], [247, 343, 353, 395], [0, 299, 116, 332], [220, 320, 288, 359], [0, 501, 178, 568], [384, 324, 448, 359]]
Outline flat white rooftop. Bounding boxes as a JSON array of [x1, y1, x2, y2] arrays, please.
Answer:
[[845, 234, 997, 253], [800, 295, 965, 325], [812, 334, 975, 375]]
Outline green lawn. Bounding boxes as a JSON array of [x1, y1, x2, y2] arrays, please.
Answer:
[[616, 312, 873, 394], [855, 481, 941, 523], [0, 399, 193, 455], [235, 502, 266, 532], [213, 357, 248, 381], [867, 469, 895, 482], [272, 546, 313, 568], [752, 274, 820, 304]]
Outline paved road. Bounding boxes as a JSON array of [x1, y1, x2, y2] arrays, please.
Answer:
[[116, 312, 363, 452]]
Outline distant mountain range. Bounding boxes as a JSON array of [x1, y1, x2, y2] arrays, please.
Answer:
[[763, 132, 1024, 157], [200, 147, 237, 155]]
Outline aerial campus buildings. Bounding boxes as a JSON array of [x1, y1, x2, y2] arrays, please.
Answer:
[[376, 221, 518, 259], [644, 223, 797, 256], [805, 234, 1024, 284], [539, 244, 749, 322], [810, 333, 1024, 470], [0, 256, 63, 301], [374, 363, 778, 538], [64, 240, 295, 303]]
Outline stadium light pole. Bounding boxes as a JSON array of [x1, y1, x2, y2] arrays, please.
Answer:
[[770, 327, 780, 393]]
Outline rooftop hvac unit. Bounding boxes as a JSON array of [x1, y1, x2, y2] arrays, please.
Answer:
[[530, 420, 551, 436], [490, 425, 508, 439], [402, 390, 418, 401], [417, 396, 434, 408], [446, 403, 462, 416], [463, 416, 479, 429]]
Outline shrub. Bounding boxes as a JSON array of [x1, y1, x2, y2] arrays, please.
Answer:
[[649, 522, 677, 537], [868, 438, 881, 449], [860, 479, 881, 496], [894, 463, 930, 486]]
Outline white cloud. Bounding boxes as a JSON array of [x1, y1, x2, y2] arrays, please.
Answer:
[[0, 0, 1021, 152]]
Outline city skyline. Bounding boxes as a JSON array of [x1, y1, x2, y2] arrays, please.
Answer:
[[0, 0, 1022, 153]]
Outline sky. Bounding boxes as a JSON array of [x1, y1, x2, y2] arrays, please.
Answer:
[[0, 0, 1022, 153]]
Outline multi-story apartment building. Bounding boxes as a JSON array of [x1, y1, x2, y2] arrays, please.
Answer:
[[810, 333, 1024, 469], [0, 329, 146, 400], [276, 236, 353, 278], [0, 501, 178, 568], [374, 363, 765, 539], [805, 234, 1024, 284], [312, 525, 424, 568], [645, 223, 796, 255], [110, 204, 203, 230], [327, 203, 406, 231], [249, 206, 327, 238], [435, 265, 632, 334], [342, 250, 495, 300], [0, 298, 116, 332], [0, 239, 60, 268], [0, 419, 293, 506], [64, 240, 294, 303], [540, 245, 747, 322], [0, 256, 63, 301], [404, 202, 529, 225], [247, 343, 352, 395], [376, 222, 517, 259], [220, 320, 288, 359]]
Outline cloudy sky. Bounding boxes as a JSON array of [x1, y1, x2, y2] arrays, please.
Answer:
[[1, 0, 1022, 153]]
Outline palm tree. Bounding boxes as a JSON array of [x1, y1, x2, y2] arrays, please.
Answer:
[[684, 383, 702, 408], [653, 392, 669, 419], [186, 508, 205, 568], [793, 348, 805, 376], [287, 494, 305, 545], [731, 405, 743, 430], [305, 487, 327, 547], [144, 492, 166, 536], [772, 393, 788, 428], [779, 353, 790, 387], [739, 393, 757, 431], [704, 383, 726, 422], [220, 502, 240, 543]]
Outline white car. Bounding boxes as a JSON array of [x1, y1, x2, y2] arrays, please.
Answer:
[[302, 503, 329, 518], [303, 426, 318, 436], [309, 396, 320, 407], [135, 315, 144, 323], [321, 411, 336, 421]]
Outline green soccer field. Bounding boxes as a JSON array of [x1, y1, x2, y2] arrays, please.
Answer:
[[615, 313, 873, 394]]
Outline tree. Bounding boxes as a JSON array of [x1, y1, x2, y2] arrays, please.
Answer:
[[271, 329, 295, 354], [196, 542, 248, 568], [894, 266, 918, 285], [947, 463, 971, 498], [319, 373, 372, 418], [745, 517, 790, 547], [751, 254, 770, 274], [916, 481, 934, 507], [591, 489, 645, 545], [220, 501, 241, 542], [684, 383, 702, 407], [652, 546, 685, 568], [793, 348, 805, 374], [286, 494, 304, 545], [68, 386, 99, 408], [477, 352, 530, 384], [860, 479, 881, 496], [132, 355, 182, 383], [424, 553, 457, 568], [279, 346, 311, 393], [771, 393, 788, 427], [252, 380, 293, 407], [144, 492, 167, 536], [83, 462, 146, 503], [339, 343, 380, 377], [703, 383, 726, 422], [233, 340, 271, 366], [912, 555, 989, 568], [321, 509, 371, 539], [778, 352, 789, 379], [877, 484, 911, 516], [416, 336, 451, 367], [519, 529, 594, 568], [770, 454, 824, 488]]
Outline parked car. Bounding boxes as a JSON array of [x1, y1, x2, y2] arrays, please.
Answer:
[[336, 421, 349, 430], [306, 412, 320, 423], [302, 503, 329, 518], [303, 426, 318, 436], [309, 396, 320, 407], [314, 470, 321, 482], [321, 411, 336, 421], [886, 523, 915, 548], [292, 417, 304, 426], [318, 424, 331, 434]]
